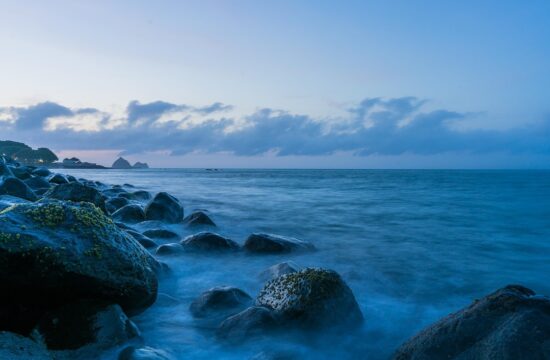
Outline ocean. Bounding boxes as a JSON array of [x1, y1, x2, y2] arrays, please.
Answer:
[[57, 169, 550, 359]]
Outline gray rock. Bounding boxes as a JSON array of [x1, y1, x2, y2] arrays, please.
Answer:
[[181, 232, 239, 252], [183, 210, 216, 227], [259, 261, 300, 281], [144, 192, 183, 223], [256, 268, 363, 329], [392, 285, 550, 360], [217, 306, 278, 342], [190, 286, 252, 319], [112, 204, 146, 223], [244, 233, 315, 254], [44, 182, 107, 212], [0, 176, 37, 201]]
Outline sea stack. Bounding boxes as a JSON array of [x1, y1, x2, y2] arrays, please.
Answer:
[[133, 162, 149, 169], [112, 157, 132, 169]]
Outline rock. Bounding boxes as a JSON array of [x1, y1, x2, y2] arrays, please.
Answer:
[[0, 200, 158, 333], [142, 229, 178, 239], [155, 243, 184, 256], [11, 166, 32, 180], [190, 286, 252, 319], [43, 182, 107, 212], [144, 192, 183, 223], [112, 157, 132, 169], [183, 211, 216, 227], [244, 234, 315, 254], [119, 346, 174, 360], [132, 190, 152, 201], [112, 204, 146, 223], [0, 331, 51, 359], [102, 187, 128, 197], [132, 162, 149, 169], [256, 268, 363, 329], [126, 230, 158, 249], [66, 175, 78, 182], [31, 167, 51, 177], [24, 176, 52, 191], [0, 194, 30, 211], [0, 177, 38, 201], [181, 232, 239, 252], [0, 162, 14, 178], [217, 306, 278, 342], [392, 285, 550, 360], [48, 173, 69, 184], [32, 300, 139, 350], [259, 261, 300, 281], [106, 196, 130, 214]]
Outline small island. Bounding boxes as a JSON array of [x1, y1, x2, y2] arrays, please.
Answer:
[[112, 157, 149, 169]]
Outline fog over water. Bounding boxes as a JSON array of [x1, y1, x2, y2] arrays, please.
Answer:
[[58, 168, 550, 359]]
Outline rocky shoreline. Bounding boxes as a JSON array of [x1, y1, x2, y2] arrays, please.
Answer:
[[0, 156, 549, 359]]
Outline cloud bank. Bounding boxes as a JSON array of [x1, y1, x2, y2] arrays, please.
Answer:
[[0, 97, 548, 160]]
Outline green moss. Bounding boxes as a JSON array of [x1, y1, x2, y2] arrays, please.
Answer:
[[84, 243, 103, 259], [25, 203, 66, 227]]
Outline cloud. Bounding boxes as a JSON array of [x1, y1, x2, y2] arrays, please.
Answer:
[[0, 97, 548, 159]]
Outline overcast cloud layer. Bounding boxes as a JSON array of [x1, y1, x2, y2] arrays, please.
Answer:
[[0, 97, 548, 161]]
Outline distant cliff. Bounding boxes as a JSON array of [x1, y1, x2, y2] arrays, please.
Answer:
[[0, 140, 58, 165], [112, 157, 149, 169]]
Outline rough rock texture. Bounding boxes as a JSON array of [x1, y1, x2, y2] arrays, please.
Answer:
[[144, 192, 183, 223], [183, 211, 216, 227], [24, 176, 52, 191], [119, 346, 174, 360], [0, 200, 158, 333], [48, 174, 69, 185], [143, 229, 178, 239], [392, 285, 550, 360], [190, 286, 252, 318], [244, 234, 315, 254], [119, 190, 152, 202], [256, 268, 363, 329], [126, 230, 158, 249], [217, 306, 278, 342], [43, 182, 107, 212], [181, 232, 239, 252], [33, 300, 139, 350], [111, 204, 146, 223], [0, 331, 51, 359], [155, 243, 185, 256], [106, 197, 130, 214], [0, 195, 30, 211], [0, 177, 38, 201], [259, 261, 300, 281]]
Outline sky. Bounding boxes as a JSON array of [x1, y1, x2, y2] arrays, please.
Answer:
[[0, 0, 549, 168]]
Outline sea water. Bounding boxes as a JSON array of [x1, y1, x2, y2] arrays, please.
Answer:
[[57, 169, 550, 359]]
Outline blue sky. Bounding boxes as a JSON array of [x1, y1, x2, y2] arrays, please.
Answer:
[[0, 0, 549, 168]]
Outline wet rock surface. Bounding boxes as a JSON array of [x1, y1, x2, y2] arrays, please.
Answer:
[[145, 192, 183, 223], [190, 286, 252, 319], [244, 233, 315, 254], [181, 232, 239, 252]]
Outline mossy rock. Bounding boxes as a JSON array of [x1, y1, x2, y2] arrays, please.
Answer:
[[43, 182, 107, 212]]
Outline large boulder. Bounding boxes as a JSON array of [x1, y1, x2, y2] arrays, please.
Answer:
[[24, 176, 52, 192], [0, 200, 158, 333], [32, 300, 139, 350], [143, 229, 178, 239], [256, 268, 363, 329], [111, 204, 146, 223], [183, 211, 216, 227], [0, 162, 14, 178], [217, 306, 278, 342], [392, 285, 550, 360], [181, 232, 239, 252], [32, 167, 51, 177], [144, 192, 183, 223], [244, 233, 315, 254], [0, 331, 50, 360], [48, 174, 69, 185], [190, 286, 252, 319], [43, 182, 107, 212], [10, 166, 32, 180], [105, 196, 130, 214], [0, 195, 30, 211], [0, 177, 38, 201]]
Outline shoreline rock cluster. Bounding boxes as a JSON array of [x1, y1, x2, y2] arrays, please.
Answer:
[[0, 155, 549, 359]]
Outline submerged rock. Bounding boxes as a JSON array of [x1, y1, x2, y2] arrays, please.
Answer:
[[256, 268, 363, 329], [259, 261, 300, 281], [143, 229, 178, 239], [392, 285, 550, 360], [0, 200, 158, 333], [112, 204, 146, 223], [32, 300, 139, 350], [0, 177, 38, 201], [119, 346, 174, 360], [190, 286, 252, 319], [244, 233, 315, 254], [0, 331, 50, 360], [43, 182, 107, 212], [181, 232, 239, 252], [144, 192, 183, 223], [183, 210, 216, 227], [217, 306, 278, 342]]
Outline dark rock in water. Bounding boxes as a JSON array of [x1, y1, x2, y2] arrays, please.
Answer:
[[32, 167, 51, 177], [145, 192, 183, 223], [126, 230, 158, 249], [106, 196, 130, 214], [155, 293, 181, 307], [143, 229, 178, 239], [102, 187, 128, 198], [112, 204, 146, 223], [183, 210, 216, 227], [392, 285, 550, 360], [0, 162, 14, 178], [190, 286, 252, 319], [0, 200, 158, 333], [48, 173, 69, 184], [24, 176, 52, 191], [124, 183, 135, 188], [10, 166, 32, 180], [217, 306, 278, 342], [132, 190, 152, 201], [32, 300, 139, 350], [181, 232, 239, 252], [115, 222, 136, 231], [256, 268, 363, 329], [0, 194, 30, 211], [244, 233, 315, 254], [43, 182, 107, 212], [259, 261, 300, 281], [0, 331, 50, 359], [155, 243, 184, 256], [0, 177, 38, 201], [112, 157, 132, 169], [66, 175, 77, 182], [119, 346, 174, 360]]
